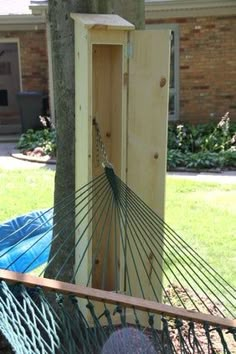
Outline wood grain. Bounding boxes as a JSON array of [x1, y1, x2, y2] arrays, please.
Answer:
[[0, 269, 235, 330]]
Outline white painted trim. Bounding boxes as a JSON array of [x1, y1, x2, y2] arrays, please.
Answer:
[[145, 0, 236, 10], [145, 0, 236, 19], [46, 21, 55, 124], [0, 38, 19, 43], [146, 7, 236, 19], [0, 15, 45, 25], [29, 5, 48, 16], [0, 23, 45, 31], [29, 0, 236, 12], [16, 39, 23, 91], [0, 38, 22, 91]]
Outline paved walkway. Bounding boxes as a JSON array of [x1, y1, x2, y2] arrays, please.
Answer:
[[0, 142, 55, 171], [168, 171, 236, 184], [0, 142, 235, 183]]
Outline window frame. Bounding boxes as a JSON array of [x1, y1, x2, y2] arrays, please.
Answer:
[[0, 38, 22, 91]]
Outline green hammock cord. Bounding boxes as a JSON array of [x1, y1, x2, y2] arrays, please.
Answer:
[[0, 166, 235, 353], [0, 280, 235, 354]]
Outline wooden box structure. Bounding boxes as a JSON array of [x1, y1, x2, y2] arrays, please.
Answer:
[[71, 14, 170, 309]]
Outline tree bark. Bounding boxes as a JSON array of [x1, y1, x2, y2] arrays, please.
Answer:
[[90, 0, 145, 28], [46, 0, 144, 281], [111, 0, 145, 28], [45, 0, 91, 281]]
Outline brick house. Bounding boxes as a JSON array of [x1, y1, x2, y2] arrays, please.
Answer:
[[35, 0, 236, 125], [145, 0, 236, 123], [0, 0, 48, 134], [1, 0, 235, 133]]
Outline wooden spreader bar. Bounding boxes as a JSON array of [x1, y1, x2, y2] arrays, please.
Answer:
[[0, 269, 235, 330]]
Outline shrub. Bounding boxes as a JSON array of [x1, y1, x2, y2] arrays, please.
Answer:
[[167, 113, 236, 170], [167, 150, 186, 169], [17, 128, 56, 157], [221, 149, 236, 168], [185, 152, 224, 170], [168, 113, 236, 154]]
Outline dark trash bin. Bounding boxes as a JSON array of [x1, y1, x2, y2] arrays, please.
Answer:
[[17, 91, 48, 133]]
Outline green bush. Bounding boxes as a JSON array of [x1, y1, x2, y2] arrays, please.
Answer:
[[221, 149, 236, 168], [167, 150, 236, 170], [167, 149, 186, 169], [17, 128, 56, 157], [185, 152, 224, 169], [168, 113, 236, 170]]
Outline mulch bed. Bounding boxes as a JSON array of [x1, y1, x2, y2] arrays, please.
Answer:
[[164, 285, 236, 353], [11, 147, 56, 165]]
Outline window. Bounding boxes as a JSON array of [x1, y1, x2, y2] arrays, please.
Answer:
[[146, 24, 179, 121], [0, 90, 8, 106]]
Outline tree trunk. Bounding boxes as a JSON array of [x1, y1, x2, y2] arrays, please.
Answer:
[[46, 0, 144, 281], [112, 0, 145, 28], [45, 0, 92, 281], [91, 0, 145, 28]]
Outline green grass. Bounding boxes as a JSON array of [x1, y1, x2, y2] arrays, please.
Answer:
[[0, 168, 235, 289], [0, 168, 55, 223], [165, 177, 236, 289]]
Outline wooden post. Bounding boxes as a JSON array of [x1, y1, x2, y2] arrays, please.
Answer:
[[72, 13, 134, 291], [72, 14, 170, 326]]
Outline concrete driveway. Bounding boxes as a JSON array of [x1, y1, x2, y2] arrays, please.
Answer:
[[0, 142, 235, 183], [0, 142, 56, 171], [168, 170, 236, 184]]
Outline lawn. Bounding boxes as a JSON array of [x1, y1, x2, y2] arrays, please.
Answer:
[[0, 167, 235, 289], [0, 168, 54, 222], [165, 177, 236, 289]]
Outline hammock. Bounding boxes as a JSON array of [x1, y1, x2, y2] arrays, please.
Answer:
[[0, 165, 235, 353], [0, 119, 235, 353]]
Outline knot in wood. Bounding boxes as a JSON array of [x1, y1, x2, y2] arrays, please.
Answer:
[[160, 77, 166, 88]]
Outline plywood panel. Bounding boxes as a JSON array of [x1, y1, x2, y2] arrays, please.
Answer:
[[73, 22, 93, 318], [73, 15, 170, 326], [127, 30, 170, 217], [91, 44, 123, 290], [73, 14, 131, 319], [126, 30, 170, 315], [74, 22, 93, 289]]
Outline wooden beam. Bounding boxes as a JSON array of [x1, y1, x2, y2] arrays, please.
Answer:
[[0, 269, 235, 330]]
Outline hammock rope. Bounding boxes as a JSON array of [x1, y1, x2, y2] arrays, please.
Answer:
[[0, 122, 235, 353], [0, 270, 235, 353], [114, 171, 235, 316]]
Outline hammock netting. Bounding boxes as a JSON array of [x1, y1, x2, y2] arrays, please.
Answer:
[[0, 166, 235, 353]]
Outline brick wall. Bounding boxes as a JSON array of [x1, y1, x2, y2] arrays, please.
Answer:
[[0, 29, 48, 131], [146, 15, 236, 124], [0, 29, 48, 92]]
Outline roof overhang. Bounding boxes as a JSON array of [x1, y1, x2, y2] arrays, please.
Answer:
[[0, 14, 46, 31], [29, 6, 48, 16], [145, 0, 236, 20], [29, 1, 48, 16]]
